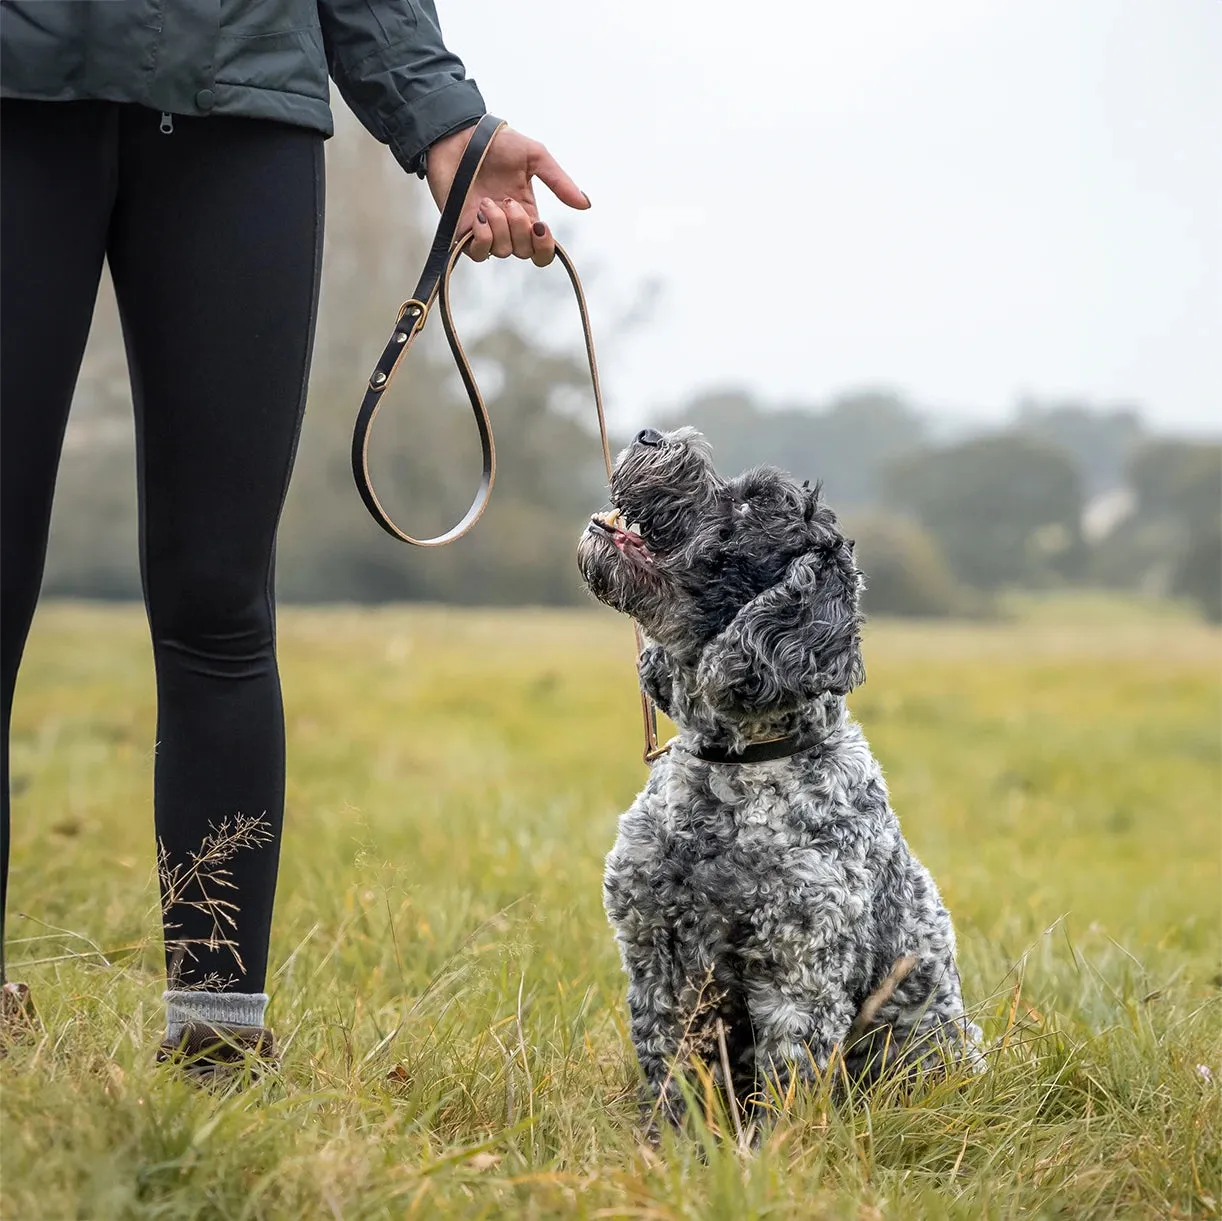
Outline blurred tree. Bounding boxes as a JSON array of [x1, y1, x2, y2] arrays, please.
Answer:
[[887, 434, 1084, 591], [273, 104, 610, 605], [1172, 526, 1221, 623], [1129, 440, 1221, 529], [1014, 398, 1145, 498], [1118, 440, 1222, 621], [844, 513, 986, 618], [659, 387, 926, 508]]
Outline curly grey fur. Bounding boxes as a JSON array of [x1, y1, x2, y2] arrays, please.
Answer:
[[577, 428, 983, 1127]]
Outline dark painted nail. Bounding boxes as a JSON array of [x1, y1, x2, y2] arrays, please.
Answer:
[[477, 210, 487, 225], [532, 221, 546, 237], [582, 192, 592, 207]]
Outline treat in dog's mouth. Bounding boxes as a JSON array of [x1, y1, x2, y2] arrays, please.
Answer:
[[588, 507, 652, 560]]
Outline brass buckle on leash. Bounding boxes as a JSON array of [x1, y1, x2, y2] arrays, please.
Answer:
[[351, 114, 669, 766], [395, 297, 430, 334], [395, 298, 429, 332]]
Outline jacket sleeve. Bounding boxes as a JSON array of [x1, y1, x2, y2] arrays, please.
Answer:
[[317, 0, 486, 176]]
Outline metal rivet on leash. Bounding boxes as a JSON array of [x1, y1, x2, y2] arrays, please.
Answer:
[[351, 113, 668, 765]]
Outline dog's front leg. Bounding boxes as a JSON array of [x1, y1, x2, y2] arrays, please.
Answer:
[[745, 961, 857, 1100], [617, 939, 729, 1135], [625, 980, 693, 1134]]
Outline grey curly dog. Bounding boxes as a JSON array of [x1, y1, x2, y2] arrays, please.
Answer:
[[577, 427, 984, 1128]]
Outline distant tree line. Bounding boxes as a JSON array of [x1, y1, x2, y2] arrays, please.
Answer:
[[40, 109, 1220, 622], [657, 392, 1219, 622]]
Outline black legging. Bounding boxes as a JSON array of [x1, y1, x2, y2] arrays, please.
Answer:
[[1, 101, 324, 992]]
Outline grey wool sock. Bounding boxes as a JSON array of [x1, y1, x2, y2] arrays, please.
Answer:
[[164, 990, 269, 1043]]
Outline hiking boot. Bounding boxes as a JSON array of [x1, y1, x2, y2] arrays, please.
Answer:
[[157, 1021, 276, 1085], [0, 981, 39, 1054]]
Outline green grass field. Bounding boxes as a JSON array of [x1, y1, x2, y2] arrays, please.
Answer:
[[3, 601, 1220, 1220]]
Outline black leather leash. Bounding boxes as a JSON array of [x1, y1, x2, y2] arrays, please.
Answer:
[[352, 113, 505, 548], [351, 113, 667, 762]]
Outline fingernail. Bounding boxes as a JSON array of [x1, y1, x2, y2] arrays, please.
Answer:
[[582, 192, 592, 207], [532, 221, 546, 237], [503, 198, 515, 210], [477, 210, 487, 225]]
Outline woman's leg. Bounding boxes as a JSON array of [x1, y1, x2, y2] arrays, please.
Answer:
[[0, 101, 118, 976], [106, 106, 324, 1014]]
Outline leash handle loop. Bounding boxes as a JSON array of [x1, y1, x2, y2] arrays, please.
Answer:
[[351, 114, 665, 761], [352, 114, 504, 548]]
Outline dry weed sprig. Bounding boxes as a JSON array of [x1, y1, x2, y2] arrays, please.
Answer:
[[644, 965, 726, 1135], [158, 812, 273, 986], [714, 1017, 747, 1147]]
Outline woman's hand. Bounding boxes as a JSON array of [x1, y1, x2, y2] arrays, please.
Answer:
[[425, 122, 590, 267]]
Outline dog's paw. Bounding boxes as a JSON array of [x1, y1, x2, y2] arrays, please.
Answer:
[[638, 644, 676, 716]]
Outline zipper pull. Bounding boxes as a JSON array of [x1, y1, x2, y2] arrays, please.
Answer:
[[159, 112, 174, 135]]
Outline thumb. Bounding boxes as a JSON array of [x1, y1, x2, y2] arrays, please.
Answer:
[[533, 147, 591, 210]]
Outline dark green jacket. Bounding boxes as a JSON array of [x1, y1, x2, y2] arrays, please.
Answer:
[[0, 0, 485, 174]]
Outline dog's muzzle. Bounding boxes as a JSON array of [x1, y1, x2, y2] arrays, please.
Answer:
[[588, 508, 653, 560]]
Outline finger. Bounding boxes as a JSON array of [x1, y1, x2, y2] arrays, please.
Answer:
[[480, 198, 513, 258], [502, 198, 536, 260], [532, 146, 590, 210], [530, 219, 555, 268], [466, 207, 493, 262]]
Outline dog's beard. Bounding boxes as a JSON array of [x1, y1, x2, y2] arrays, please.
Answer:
[[577, 527, 663, 622]]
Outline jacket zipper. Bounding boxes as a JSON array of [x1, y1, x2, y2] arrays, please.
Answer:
[[160, 112, 174, 135]]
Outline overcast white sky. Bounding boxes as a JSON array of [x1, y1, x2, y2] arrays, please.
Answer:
[[436, 0, 1220, 433]]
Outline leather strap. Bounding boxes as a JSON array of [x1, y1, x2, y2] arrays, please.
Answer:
[[352, 113, 505, 547], [351, 114, 666, 763], [688, 734, 808, 765]]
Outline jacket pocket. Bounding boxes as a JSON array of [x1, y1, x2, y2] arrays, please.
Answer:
[[215, 26, 329, 102], [219, 0, 319, 40]]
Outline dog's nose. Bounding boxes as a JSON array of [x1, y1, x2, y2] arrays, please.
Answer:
[[635, 428, 664, 447]]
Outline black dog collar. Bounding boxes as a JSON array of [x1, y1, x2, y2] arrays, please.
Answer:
[[687, 734, 807, 765]]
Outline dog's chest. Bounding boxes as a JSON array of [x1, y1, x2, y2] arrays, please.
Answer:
[[606, 759, 876, 938]]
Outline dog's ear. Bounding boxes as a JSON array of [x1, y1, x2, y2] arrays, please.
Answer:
[[695, 538, 864, 717]]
